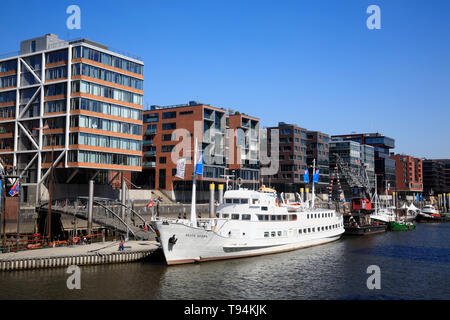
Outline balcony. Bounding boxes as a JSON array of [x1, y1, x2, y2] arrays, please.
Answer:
[[145, 150, 156, 156], [143, 161, 156, 168], [142, 140, 153, 146], [145, 128, 156, 135]]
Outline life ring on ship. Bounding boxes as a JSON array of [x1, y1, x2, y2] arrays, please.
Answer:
[[72, 237, 80, 244]]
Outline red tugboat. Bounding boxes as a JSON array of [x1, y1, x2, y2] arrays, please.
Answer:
[[343, 197, 387, 235]]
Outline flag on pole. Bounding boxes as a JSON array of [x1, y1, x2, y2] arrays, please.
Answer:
[[195, 154, 203, 176], [146, 201, 154, 208], [303, 169, 309, 183], [9, 181, 19, 197], [175, 158, 186, 179], [313, 169, 320, 183]]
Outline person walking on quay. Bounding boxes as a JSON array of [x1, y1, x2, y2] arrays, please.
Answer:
[[119, 240, 125, 251]]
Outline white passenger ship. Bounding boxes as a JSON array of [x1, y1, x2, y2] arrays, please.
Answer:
[[151, 188, 344, 265]]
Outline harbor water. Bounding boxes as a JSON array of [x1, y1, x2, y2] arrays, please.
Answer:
[[0, 223, 449, 300]]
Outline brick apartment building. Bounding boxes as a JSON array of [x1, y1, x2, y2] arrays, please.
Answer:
[[390, 154, 423, 198], [135, 101, 260, 200]]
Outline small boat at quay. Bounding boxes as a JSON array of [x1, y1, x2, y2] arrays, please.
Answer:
[[388, 220, 416, 231], [343, 212, 387, 236], [416, 205, 450, 223]]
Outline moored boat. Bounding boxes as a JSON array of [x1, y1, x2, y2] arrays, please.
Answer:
[[388, 220, 416, 231], [152, 189, 345, 265], [343, 212, 387, 236], [415, 205, 450, 223], [151, 153, 344, 265]]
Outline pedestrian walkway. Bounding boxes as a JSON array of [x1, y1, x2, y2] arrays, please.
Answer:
[[0, 240, 159, 271]]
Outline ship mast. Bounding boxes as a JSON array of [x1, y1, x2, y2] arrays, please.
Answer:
[[311, 159, 316, 209], [190, 138, 198, 226]]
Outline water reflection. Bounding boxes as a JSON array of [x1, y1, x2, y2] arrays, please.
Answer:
[[1, 224, 449, 300]]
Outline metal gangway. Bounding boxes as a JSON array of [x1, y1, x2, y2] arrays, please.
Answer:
[[38, 197, 155, 240]]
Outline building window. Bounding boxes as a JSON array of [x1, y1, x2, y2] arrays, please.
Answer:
[[161, 145, 174, 152], [162, 111, 177, 119], [162, 123, 176, 130], [159, 157, 167, 164]]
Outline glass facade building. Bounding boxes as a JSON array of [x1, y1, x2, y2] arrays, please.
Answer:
[[332, 133, 395, 194]]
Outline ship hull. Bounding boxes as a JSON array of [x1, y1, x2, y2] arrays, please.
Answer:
[[153, 220, 343, 265]]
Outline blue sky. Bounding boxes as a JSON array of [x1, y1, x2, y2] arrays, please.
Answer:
[[1, 0, 449, 158]]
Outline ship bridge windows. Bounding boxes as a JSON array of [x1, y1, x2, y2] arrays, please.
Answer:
[[231, 214, 240, 220], [225, 198, 250, 204], [242, 214, 251, 220], [222, 214, 229, 219]]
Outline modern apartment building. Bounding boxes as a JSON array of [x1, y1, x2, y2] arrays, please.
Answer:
[[137, 101, 260, 200], [390, 154, 423, 197], [329, 138, 375, 200], [0, 34, 144, 203], [264, 122, 308, 193], [227, 113, 260, 186], [332, 133, 395, 194], [422, 159, 449, 196], [306, 131, 330, 193]]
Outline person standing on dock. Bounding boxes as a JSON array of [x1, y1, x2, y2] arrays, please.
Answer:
[[119, 240, 125, 251]]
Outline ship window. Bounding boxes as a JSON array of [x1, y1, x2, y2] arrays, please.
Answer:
[[322, 213, 324, 218], [308, 228, 311, 233], [326, 226, 328, 230], [277, 231, 282, 236], [231, 214, 239, 220], [264, 215, 269, 221], [264, 232, 269, 238], [232, 199, 240, 204], [242, 214, 251, 220], [289, 214, 297, 221], [282, 215, 287, 221], [312, 228, 315, 232], [261, 206, 268, 211], [271, 231, 276, 237], [241, 199, 249, 204], [257, 215, 264, 221], [225, 199, 232, 204], [307, 214, 310, 219], [303, 228, 307, 233], [298, 229, 302, 234], [276, 215, 282, 221], [271, 215, 276, 221], [222, 214, 229, 219]]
